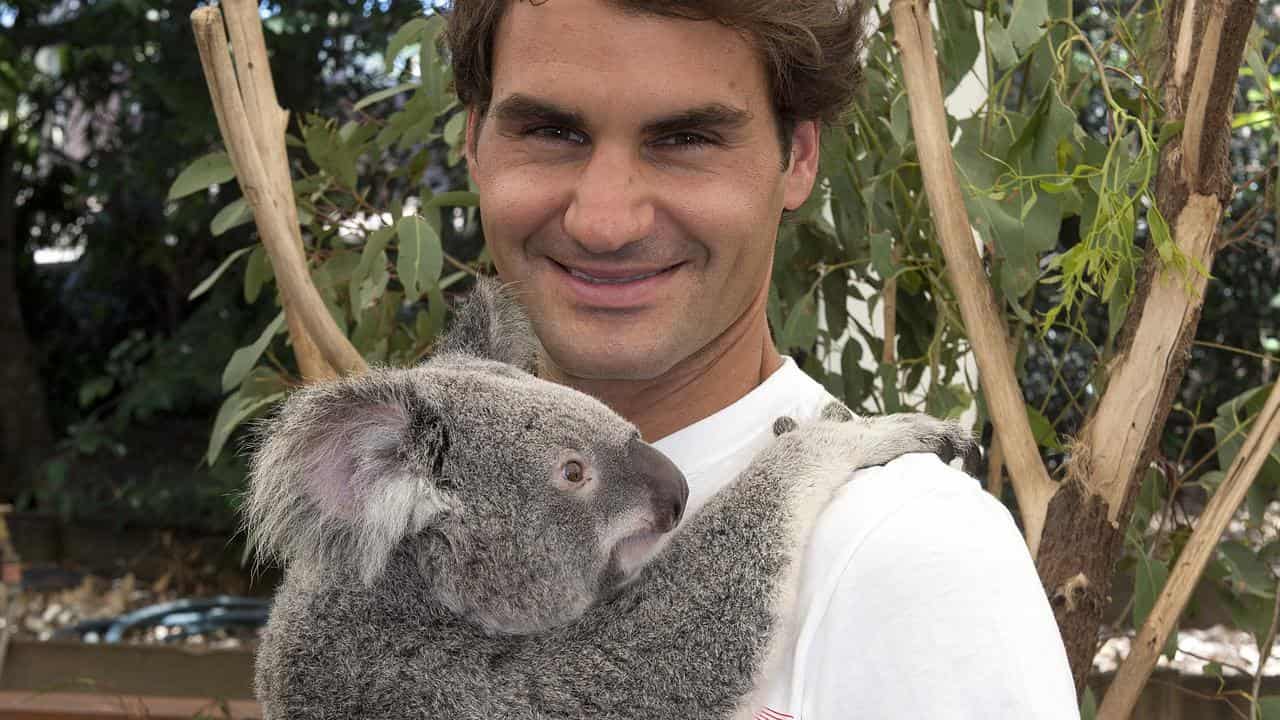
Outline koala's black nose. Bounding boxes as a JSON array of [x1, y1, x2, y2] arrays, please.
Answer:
[[629, 438, 687, 533]]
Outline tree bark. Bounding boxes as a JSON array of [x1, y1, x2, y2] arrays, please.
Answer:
[[1035, 0, 1257, 691], [0, 128, 55, 499]]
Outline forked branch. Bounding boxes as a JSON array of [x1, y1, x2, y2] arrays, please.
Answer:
[[190, 4, 366, 380]]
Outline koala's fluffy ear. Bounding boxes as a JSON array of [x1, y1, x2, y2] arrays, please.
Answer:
[[434, 276, 538, 372], [244, 372, 453, 584]]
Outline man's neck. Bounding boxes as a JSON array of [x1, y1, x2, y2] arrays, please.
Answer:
[[541, 298, 784, 442]]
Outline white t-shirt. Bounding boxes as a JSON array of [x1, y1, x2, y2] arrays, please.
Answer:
[[652, 358, 1080, 719]]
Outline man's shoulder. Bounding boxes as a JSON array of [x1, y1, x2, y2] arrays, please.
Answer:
[[800, 453, 1026, 599], [786, 454, 1080, 719], [820, 452, 1002, 543]]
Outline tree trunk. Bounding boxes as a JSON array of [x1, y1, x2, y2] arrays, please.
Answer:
[[0, 128, 56, 499], [1035, 0, 1257, 690]]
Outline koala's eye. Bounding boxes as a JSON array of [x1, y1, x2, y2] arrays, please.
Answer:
[[563, 461, 585, 485]]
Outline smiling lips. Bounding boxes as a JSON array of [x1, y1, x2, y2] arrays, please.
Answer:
[[566, 266, 665, 285], [552, 259, 683, 310]]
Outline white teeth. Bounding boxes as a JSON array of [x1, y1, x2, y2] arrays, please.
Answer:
[[568, 268, 662, 284]]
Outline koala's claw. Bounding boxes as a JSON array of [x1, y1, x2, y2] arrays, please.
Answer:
[[921, 419, 981, 474], [773, 416, 799, 436], [820, 402, 855, 423]]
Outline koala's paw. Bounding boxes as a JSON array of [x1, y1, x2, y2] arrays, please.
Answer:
[[773, 416, 799, 436], [820, 402, 855, 423], [872, 413, 980, 474], [775, 403, 851, 437]]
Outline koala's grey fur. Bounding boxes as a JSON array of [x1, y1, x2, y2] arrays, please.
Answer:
[[249, 278, 977, 720]]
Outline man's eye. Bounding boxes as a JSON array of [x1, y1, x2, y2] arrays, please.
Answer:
[[525, 126, 587, 145], [652, 133, 716, 149]]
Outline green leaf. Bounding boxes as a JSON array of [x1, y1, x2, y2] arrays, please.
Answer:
[[1079, 687, 1097, 720], [206, 388, 285, 465], [841, 340, 874, 410], [78, 376, 115, 408], [425, 283, 448, 345], [302, 116, 358, 189], [821, 268, 849, 341], [778, 291, 819, 354], [927, 384, 972, 420], [385, 17, 430, 68], [888, 92, 911, 147], [1156, 120, 1185, 148], [1133, 550, 1169, 630], [1025, 405, 1063, 451], [1007, 0, 1050, 54], [1218, 540, 1277, 599], [210, 197, 253, 237], [1038, 177, 1075, 194], [1148, 204, 1173, 261], [870, 231, 896, 280], [986, 20, 1019, 69], [354, 82, 418, 112], [443, 111, 466, 150], [1225, 591, 1277, 644], [221, 311, 286, 394], [167, 152, 235, 201], [1212, 384, 1280, 486], [244, 246, 273, 304], [396, 214, 443, 300], [936, 1, 979, 95], [350, 226, 395, 311], [189, 245, 254, 301], [1234, 110, 1274, 129], [878, 362, 901, 414]]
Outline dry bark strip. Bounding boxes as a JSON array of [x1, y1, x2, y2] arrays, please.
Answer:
[[1037, 0, 1256, 692], [889, 0, 1058, 556], [189, 4, 366, 380]]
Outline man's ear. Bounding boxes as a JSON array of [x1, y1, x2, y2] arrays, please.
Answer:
[[783, 119, 821, 211], [245, 374, 453, 584], [435, 276, 538, 372], [463, 105, 482, 180]]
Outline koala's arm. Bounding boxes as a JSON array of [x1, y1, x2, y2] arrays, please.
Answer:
[[544, 408, 976, 718]]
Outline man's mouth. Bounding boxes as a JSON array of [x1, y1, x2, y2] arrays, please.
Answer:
[[565, 267, 666, 285], [549, 260, 683, 310]]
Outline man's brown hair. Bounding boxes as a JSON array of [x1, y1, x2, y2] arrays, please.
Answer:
[[445, 0, 868, 155]]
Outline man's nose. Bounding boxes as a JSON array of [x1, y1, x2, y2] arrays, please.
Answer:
[[562, 144, 655, 254]]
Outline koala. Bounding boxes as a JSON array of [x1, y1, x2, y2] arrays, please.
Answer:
[[248, 278, 977, 720]]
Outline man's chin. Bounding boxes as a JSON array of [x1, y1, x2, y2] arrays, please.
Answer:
[[540, 336, 682, 383]]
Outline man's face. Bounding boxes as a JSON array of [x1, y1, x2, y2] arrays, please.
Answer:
[[467, 0, 818, 381]]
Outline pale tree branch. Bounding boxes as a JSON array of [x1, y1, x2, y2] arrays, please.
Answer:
[[1098, 378, 1280, 719], [889, 0, 1057, 557], [220, 0, 336, 383], [190, 5, 367, 380]]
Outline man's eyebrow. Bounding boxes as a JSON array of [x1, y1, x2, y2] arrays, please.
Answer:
[[489, 95, 751, 137], [643, 104, 752, 136], [490, 94, 585, 128]]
